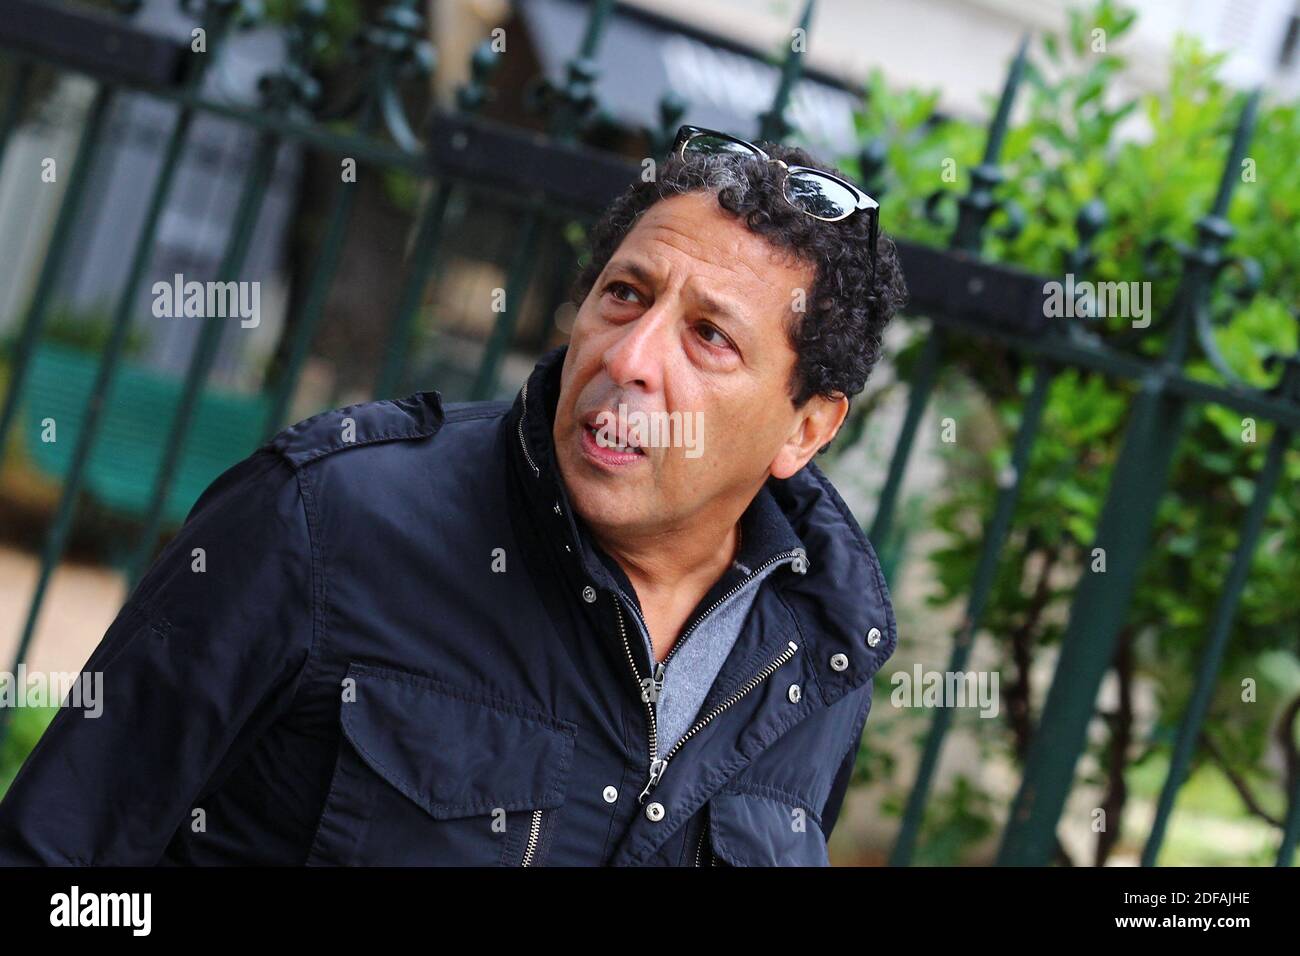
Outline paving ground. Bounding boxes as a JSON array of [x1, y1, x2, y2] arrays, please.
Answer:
[[0, 544, 124, 677]]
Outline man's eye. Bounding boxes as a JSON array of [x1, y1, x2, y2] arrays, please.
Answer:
[[696, 323, 733, 350], [606, 281, 642, 304]]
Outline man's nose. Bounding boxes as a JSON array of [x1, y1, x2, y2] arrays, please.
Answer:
[[603, 306, 671, 394]]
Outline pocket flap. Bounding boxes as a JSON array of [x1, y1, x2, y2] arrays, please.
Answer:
[[340, 664, 575, 819], [709, 790, 829, 867]]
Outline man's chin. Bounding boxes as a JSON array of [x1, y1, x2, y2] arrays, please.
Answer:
[[565, 483, 657, 533]]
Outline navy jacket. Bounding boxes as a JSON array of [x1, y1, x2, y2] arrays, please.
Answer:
[[0, 345, 897, 866]]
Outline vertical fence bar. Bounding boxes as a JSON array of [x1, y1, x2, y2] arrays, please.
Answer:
[[0, 57, 34, 168], [868, 333, 940, 552], [0, 82, 115, 460], [889, 361, 1054, 864], [998, 370, 1189, 866], [260, 102, 376, 434], [867, 35, 1029, 559], [370, 181, 451, 402], [1279, 771, 1300, 866], [1141, 353, 1300, 866], [122, 132, 280, 590], [469, 213, 542, 400], [997, 90, 1262, 866], [368, 38, 499, 407]]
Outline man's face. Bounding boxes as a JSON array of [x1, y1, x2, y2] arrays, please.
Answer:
[[553, 190, 846, 539]]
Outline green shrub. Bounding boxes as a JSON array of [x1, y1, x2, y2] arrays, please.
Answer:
[[837, 0, 1300, 865]]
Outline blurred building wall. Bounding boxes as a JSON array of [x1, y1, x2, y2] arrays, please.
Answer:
[[616, 0, 1300, 119]]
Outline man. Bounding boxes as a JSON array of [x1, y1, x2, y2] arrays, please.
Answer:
[[0, 127, 907, 866]]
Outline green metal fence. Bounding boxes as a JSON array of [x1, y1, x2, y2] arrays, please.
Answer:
[[0, 0, 1297, 867]]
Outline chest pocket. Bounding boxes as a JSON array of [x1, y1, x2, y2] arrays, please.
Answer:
[[702, 789, 830, 867], [307, 663, 575, 866]]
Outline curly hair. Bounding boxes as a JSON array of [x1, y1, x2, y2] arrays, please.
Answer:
[[571, 141, 909, 409]]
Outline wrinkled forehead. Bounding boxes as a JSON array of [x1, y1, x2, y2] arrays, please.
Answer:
[[614, 192, 813, 298]]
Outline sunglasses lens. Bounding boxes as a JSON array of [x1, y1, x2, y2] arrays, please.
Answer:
[[683, 133, 759, 159], [783, 172, 861, 220], [675, 129, 879, 234]]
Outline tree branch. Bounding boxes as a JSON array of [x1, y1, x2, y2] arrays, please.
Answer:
[[1201, 730, 1282, 828]]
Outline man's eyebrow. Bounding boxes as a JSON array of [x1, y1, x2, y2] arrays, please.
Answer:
[[603, 258, 657, 288], [691, 289, 744, 324], [603, 257, 747, 329]]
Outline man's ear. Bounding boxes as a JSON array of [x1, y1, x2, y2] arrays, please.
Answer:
[[770, 393, 848, 480]]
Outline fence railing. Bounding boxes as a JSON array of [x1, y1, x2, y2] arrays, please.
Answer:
[[0, 0, 1297, 867]]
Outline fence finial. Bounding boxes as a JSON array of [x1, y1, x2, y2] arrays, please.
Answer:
[[536, 0, 617, 142], [983, 32, 1030, 164], [457, 38, 503, 114], [935, 32, 1030, 254], [649, 90, 688, 158], [1210, 88, 1262, 220], [757, 0, 817, 144]]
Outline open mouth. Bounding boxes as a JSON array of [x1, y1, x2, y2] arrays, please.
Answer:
[[582, 423, 645, 456]]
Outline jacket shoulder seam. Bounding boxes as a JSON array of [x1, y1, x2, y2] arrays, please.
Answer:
[[442, 403, 510, 424], [263, 393, 446, 471], [280, 427, 436, 470]]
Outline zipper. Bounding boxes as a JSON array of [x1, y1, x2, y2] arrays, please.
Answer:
[[520, 808, 543, 866], [617, 603, 659, 771], [694, 815, 715, 866], [517, 379, 540, 477], [643, 638, 800, 802], [612, 547, 801, 741], [617, 599, 800, 805], [661, 549, 802, 671]]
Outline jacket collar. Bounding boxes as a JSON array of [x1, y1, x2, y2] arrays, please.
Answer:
[[502, 345, 897, 702]]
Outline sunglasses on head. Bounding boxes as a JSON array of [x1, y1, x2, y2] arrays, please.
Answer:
[[670, 124, 881, 283]]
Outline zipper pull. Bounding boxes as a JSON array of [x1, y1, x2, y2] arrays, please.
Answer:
[[640, 661, 666, 704], [638, 756, 669, 803]]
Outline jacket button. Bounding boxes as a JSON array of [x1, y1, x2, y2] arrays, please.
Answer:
[[830, 653, 849, 672], [787, 684, 802, 703], [603, 786, 618, 803], [582, 586, 597, 603], [553, 502, 563, 515], [645, 802, 665, 822], [867, 627, 882, 647]]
